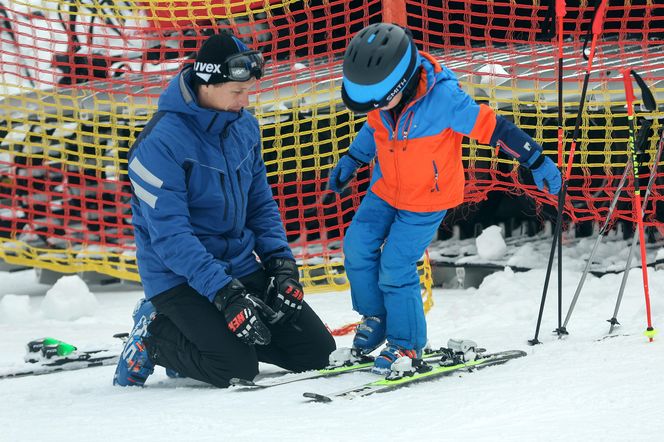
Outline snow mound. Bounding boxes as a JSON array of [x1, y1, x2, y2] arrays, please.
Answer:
[[477, 63, 510, 86], [0, 294, 31, 323], [476, 225, 507, 260], [40, 275, 98, 321]]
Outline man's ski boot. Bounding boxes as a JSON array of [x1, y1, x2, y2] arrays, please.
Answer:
[[438, 339, 485, 366], [165, 368, 186, 379], [113, 298, 157, 387], [372, 343, 429, 378]]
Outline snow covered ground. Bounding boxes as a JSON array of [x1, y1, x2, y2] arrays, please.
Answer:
[[1, 231, 663, 441]]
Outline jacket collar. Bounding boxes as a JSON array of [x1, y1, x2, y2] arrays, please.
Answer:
[[177, 67, 242, 135], [411, 52, 441, 103]]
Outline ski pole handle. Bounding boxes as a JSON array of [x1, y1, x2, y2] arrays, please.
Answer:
[[622, 69, 635, 116]]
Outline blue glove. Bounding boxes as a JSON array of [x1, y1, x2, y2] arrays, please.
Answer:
[[529, 152, 561, 195], [328, 153, 364, 193]]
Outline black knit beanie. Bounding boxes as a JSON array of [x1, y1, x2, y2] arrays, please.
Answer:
[[192, 33, 250, 85]]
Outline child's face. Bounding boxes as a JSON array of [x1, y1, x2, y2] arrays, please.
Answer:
[[380, 92, 403, 111]]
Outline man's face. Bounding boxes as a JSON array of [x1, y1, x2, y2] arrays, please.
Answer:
[[198, 78, 257, 112]]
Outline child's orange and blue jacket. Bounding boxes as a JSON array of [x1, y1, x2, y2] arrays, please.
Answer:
[[347, 52, 541, 212]]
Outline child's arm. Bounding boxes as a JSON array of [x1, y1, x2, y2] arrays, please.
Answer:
[[445, 83, 561, 194], [328, 122, 377, 193]]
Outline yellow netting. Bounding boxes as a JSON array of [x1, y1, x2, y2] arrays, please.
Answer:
[[1, 1, 662, 313]]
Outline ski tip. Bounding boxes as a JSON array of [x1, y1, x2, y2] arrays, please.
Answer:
[[303, 392, 333, 403], [229, 377, 257, 387], [113, 333, 129, 340]]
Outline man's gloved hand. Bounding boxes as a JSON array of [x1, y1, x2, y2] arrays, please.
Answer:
[[328, 153, 364, 193], [213, 279, 273, 345], [529, 152, 561, 195], [265, 258, 304, 325]]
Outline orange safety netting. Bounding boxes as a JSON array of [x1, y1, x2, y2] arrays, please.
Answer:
[[0, 1, 662, 305]]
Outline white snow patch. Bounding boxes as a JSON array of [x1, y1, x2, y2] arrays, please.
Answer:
[[40, 275, 98, 321], [656, 247, 664, 262], [475, 225, 507, 260], [477, 63, 510, 86], [0, 294, 32, 323], [0, 236, 663, 440], [507, 241, 537, 268]]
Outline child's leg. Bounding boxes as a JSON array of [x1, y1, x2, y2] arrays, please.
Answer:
[[379, 209, 447, 350], [343, 191, 397, 317]]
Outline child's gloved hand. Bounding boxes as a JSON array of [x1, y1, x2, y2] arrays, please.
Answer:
[[529, 152, 561, 195], [328, 154, 364, 193]]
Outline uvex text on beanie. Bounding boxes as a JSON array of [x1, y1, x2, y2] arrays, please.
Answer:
[[193, 33, 250, 85]]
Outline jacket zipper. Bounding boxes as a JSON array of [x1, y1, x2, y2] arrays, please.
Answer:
[[219, 172, 229, 221], [220, 135, 239, 233], [236, 168, 245, 226], [431, 160, 440, 192], [392, 124, 401, 206], [382, 67, 438, 206], [391, 110, 415, 206]]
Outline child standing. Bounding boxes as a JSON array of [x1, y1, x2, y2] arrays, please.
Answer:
[[329, 23, 560, 373]]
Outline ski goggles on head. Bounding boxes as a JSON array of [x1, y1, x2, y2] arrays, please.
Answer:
[[223, 50, 265, 81], [341, 63, 419, 114], [341, 86, 398, 114]]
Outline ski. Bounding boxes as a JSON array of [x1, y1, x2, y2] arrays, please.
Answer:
[[303, 349, 526, 402], [229, 347, 457, 390], [0, 350, 120, 379], [0, 335, 126, 380]]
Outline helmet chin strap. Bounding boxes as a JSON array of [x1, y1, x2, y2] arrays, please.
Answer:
[[390, 65, 422, 117]]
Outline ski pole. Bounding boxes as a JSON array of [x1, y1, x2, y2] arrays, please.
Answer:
[[529, 0, 607, 345], [563, 121, 662, 332], [555, 0, 567, 339], [560, 160, 632, 332], [608, 126, 663, 334], [555, 0, 567, 171], [616, 69, 657, 342]]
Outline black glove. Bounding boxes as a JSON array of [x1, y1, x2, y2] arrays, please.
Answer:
[[213, 279, 273, 345], [265, 258, 304, 325]]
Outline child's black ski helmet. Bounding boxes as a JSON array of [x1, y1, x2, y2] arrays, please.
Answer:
[[341, 23, 421, 113]]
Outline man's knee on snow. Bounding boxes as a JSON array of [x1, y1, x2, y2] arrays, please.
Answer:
[[311, 331, 337, 369], [287, 331, 336, 372], [204, 354, 259, 388]]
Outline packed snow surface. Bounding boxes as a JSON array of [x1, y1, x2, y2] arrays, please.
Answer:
[[1, 235, 663, 441]]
